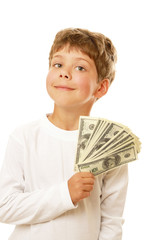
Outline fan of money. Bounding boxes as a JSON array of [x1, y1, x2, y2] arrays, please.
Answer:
[[74, 116, 141, 176]]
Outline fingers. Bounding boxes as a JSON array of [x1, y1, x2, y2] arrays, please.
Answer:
[[82, 177, 95, 185], [78, 172, 95, 179], [68, 172, 95, 205], [82, 184, 94, 192]]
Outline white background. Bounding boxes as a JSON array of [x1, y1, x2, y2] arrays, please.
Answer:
[[0, 0, 159, 239]]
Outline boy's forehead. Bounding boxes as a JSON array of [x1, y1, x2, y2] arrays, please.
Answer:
[[52, 44, 92, 61]]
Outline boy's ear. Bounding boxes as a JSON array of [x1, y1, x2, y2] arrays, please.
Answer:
[[94, 79, 110, 99]]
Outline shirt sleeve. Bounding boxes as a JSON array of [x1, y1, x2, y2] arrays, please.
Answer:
[[0, 135, 76, 225], [98, 165, 128, 240]]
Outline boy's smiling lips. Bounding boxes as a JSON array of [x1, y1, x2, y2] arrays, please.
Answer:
[[54, 85, 75, 91]]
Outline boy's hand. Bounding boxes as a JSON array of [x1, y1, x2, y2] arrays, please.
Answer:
[[68, 172, 95, 205]]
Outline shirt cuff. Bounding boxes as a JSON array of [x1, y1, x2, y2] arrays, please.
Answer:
[[60, 181, 78, 210]]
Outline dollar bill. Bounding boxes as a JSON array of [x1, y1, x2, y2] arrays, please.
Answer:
[[74, 117, 99, 170], [82, 122, 124, 162], [74, 116, 141, 175], [77, 146, 137, 176]]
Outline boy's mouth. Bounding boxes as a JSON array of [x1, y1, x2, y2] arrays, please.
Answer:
[[54, 85, 75, 91]]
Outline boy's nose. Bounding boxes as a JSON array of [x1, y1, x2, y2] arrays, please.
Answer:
[[59, 74, 69, 79], [59, 67, 72, 80], [59, 72, 72, 80]]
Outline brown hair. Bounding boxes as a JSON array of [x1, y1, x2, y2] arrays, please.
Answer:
[[49, 28, 117, 84]]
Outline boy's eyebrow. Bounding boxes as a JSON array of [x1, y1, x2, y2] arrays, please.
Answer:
[[52, 55, 91, 64], [74, 57, 90, 64], [52, 55, 63, 59]]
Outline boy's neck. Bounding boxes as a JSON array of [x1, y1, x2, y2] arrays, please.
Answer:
[[48, 105, 91, 131]]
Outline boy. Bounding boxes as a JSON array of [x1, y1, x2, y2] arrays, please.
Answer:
[[0, 28, 128, 240]]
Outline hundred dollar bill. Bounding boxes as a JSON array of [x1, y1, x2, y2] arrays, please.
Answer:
[[82, 119, 106, 154], [77, 146, 137, 176], [76, 117, 109, 163], [74, 117, 99, 170], [74, 116, 141, 174], [82, 123, 125, 162], [90, 138, 137, 163]]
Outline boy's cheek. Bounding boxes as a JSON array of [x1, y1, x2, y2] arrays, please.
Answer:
[[75, 76, 90, 88], [46, 71, 54, 86], [77, 78, 97, 94]]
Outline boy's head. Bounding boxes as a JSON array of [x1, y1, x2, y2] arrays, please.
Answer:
[[49, 28, 117, 85]]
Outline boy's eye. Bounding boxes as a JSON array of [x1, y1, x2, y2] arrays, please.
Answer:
[[76, 66, 85, 71], [54, 63, 62, 68]]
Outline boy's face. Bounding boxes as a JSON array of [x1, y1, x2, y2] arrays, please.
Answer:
[[46, 45, 101, 111]]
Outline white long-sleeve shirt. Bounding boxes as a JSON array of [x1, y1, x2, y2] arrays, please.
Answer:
[[0, 115, 128, 240]]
